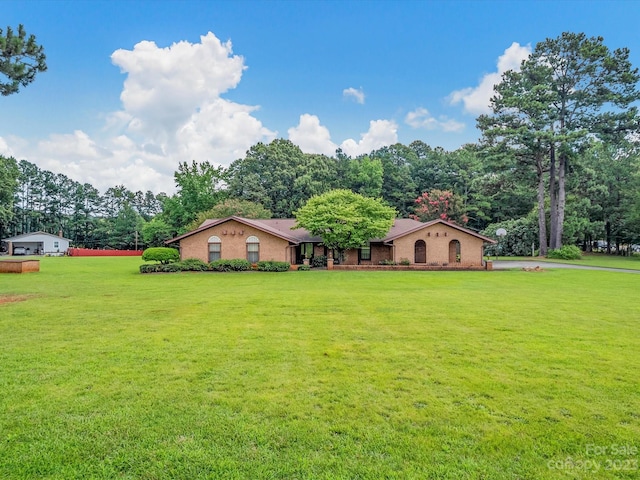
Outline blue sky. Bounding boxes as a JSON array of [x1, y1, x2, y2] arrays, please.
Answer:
[[3, 0, 640, 193]]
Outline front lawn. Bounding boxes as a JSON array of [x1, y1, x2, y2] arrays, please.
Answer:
[[493, 253, 640, 270], [1, 257, 638, 479]]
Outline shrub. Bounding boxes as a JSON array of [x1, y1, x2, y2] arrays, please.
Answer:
[[482, 216, 538, 257], [311, 255, 327, 268], [547, 245, 582, 260], [297, 264, 311, 271], [399, 258, 411, 266], [379, 259, 397, 266], [210, 259, 252, 272], [140, 263, 161, 273], [158, 262, 183, 272], [179, 258, 210, 271], [142, 247, 179, 264], [256, 260, 290, 272]]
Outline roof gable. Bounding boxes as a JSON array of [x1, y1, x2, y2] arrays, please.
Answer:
[[167, 216, 312, 244], [2, 231, 72, 242], [382, 218, 496, 244], [167, 216, 496, 245]]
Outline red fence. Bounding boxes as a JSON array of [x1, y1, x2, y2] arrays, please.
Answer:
[[67, 248, 143, 257]]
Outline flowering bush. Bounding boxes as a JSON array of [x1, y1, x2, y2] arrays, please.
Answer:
[[410, 189, 468, 224]]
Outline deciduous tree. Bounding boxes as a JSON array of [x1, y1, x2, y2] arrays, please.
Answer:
[[409, 190, 469, 225], [227, 139, 338, 217], [185, 198, 272, 232], [294, 189, 396, 258], [410, 189, 468, 225]]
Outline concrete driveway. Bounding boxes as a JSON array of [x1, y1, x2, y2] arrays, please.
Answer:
[[493, 260, 640, 274]]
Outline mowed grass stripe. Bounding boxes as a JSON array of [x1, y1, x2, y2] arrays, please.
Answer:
[[0, 257, 638, 479]]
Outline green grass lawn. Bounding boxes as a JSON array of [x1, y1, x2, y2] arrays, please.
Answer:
[[1, 257, 639, 479], [494, 253, 640, 270]]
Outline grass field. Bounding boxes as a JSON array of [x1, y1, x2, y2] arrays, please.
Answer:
[[1, 257, 639, 479], [494, 253, 640, 270]]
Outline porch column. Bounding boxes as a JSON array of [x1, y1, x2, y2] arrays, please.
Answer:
[[327, 249, 334, 270]]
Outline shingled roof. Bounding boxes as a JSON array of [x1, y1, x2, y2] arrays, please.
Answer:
[[166, 216, 496, 245]]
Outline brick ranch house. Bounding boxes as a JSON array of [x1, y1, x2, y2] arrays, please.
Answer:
[[166, 216, 496, 269]]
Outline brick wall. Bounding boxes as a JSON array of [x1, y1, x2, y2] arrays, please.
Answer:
[[0, 260, 40, 273], [393, 223, 485, 266], [179, 220, 293, 263]]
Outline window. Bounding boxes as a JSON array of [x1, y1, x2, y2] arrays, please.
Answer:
[[302, 243, 313, 258], [54, 241, 59, 248], [246, 236, 260, 263], [359, 243, 371, 261], [208, 235, 221, 262]]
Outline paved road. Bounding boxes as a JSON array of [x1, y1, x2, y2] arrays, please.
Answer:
[[493, 260, 640, 274]]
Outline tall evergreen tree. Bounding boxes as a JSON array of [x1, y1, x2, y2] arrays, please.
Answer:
[[0, 24, 47, 96], [0, 155, 19, 238], [480, 32, 640, 250]]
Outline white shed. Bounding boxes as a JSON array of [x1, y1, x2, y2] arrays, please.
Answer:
[[2, 231, 71, 256]]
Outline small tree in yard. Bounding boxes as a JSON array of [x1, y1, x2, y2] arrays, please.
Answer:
[[142, 247, 179, 264], [294, 189, 396, 260]]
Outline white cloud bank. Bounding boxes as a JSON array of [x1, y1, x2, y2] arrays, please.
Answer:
[[287, 114, 338, 156], [3, 32, 276, 193], [288, 115, 398, 157], [0, 137, 14, 157], [1, 32, 418, 194], [339, 119, 398, 157], [343, 87, 365, 104], [405, 107, 465, 133], [449, 42, 531, 115]]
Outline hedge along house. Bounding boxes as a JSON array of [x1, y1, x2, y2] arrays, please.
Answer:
[[166, 216, 496, 269]]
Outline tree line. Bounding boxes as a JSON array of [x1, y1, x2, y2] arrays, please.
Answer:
[[0, 158, 162, 249], [2, 131, 639, 254], [1, 30, 640, 254]]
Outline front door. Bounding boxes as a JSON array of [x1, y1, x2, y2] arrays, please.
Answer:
[[449, 240, 461, 263], [415, 240, 426, 263]]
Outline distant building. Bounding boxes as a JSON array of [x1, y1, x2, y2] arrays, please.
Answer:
[[2, 231, 71, 256]]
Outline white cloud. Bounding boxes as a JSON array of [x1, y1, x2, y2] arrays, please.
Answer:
[[343, 87, 365, 104], [0, 137, 14, 157], [110, 31, 275, 166], [405, 107, 465, 133], [111, 33, 246, 141], [2, 32, 276, 194], [287, 114, 338, 156], [38, 130, 111, 161], [449, 42, 531, 115], [176, 98, 276, 165], [339, 120, 398, 157], [9, 130, 175, 193]]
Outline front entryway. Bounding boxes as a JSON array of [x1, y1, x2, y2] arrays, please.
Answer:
[[415, 240, 426, 263], [449, 240, 461, 263]]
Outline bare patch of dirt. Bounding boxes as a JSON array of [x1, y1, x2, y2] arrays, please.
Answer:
[[0, 294, 31, 305], [522, 266, 544, 272]]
